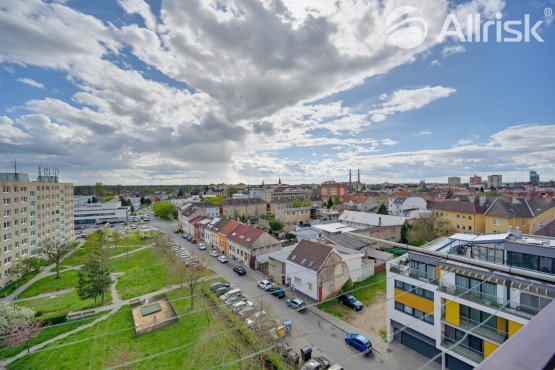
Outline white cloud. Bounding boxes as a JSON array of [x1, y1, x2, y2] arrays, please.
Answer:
[[369, 86, 456, 123], [414, 130, 432, 136], [381, 138, 398, 146], [455, 138, 474, 146], [17, 78, 44, 89], [442, 45, 466, 57], [430, 59, 441, 66]]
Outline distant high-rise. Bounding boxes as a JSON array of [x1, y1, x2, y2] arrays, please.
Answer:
[[0, 170, 74, 287], [469, 175, 482, 185], [530, 170, 540, 185], [448, 177, 461, 186], [487, 174, 503, 188]]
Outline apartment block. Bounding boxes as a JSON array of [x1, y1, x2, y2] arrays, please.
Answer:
[[1, 172, 73, 288], [386, 231, 555, 370], [320, 181, 348, 203]]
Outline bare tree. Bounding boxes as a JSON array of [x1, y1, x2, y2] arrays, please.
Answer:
[[183, 253, 210, 310], [408, 213, 455, 246], [39, 239, 73, 279]]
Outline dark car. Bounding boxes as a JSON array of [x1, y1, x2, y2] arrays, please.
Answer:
[[338, 293, 364, 311], [210, 282, 230, 292], [233, 266, 246, 275], [286, 298, 307, 312], [215, 286, 232, 296], [267, 286, 285, 298], [345, 333, 373, 356]]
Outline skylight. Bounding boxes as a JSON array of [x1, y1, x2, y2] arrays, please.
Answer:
[[291, 255, 296, 261], [301, 258, 307, 264], [308, 261, 314, 268]]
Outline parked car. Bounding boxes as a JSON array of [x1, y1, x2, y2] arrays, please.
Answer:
[[210, 282, 230, 292], [231, 300, 253, 313], [267, 286, 285, 298], [286, 298, 307, 312], [217, 255, 228, 263], [215, 286, 231, 296], [345, 333, 373, 356], [258, 280, 273, 290], [182, 234, 188, 239], [186, 236, 193, 241], [238, 306, 257, 318], [141, 225, 147, 229], [190, 239, 197, 244], [300, 356, 331, 370], [220, 288, 242, 301], [174, 229, 180, 233], [210, 250, 219, 257], [198, 243, 206, 250], [225, 295, 246, 306], [245, 311, 267, 326], [328, 365, 344, 370], [338, 293, 364, 311], [233, 266, 246, 275]]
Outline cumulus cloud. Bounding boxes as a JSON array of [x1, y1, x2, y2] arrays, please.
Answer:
[[369, 86, 456, 123], [442, 45, 466, 57], [415, 130, 432, 136]]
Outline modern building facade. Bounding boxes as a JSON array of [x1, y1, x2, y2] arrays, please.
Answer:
[[386, 231, 555, 370], [74, 200, 130, 225], [1, 172, 73, 288], [487, 175, 502, 188]]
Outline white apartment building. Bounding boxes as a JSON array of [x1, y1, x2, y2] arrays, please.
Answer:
[[1, 172, 73, 288], [386, 231, 555, 370], [74, 200, 130, 225]]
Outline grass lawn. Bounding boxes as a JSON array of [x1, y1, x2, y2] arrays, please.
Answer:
[[17, 270, 81, 299], [0, 270, 41, 298], [318, 270, 387, 319], [0, 316, 97, 360], [8, 287, 260, 370], [17, 290, 112, 319]]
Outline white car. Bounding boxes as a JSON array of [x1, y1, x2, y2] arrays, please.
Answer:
[[141, 225, 147, 229], [257, 280, 273, 290], [198, 243, 206, 250], [217, 255, 228, 263], [210, 250, 219, 257]]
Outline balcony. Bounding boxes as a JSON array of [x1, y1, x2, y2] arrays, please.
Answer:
[[438, 282, 535, 320], [441, 314, 507, 344], [441, 337, 483, 364], [389, 263, 438, 285]]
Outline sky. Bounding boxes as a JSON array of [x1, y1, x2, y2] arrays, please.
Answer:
[[1, 0, 554, 186]]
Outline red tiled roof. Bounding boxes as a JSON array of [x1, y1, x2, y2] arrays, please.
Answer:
[[287, 239, 333, 272], [219, 219, 240, 236], [188, 215, 204, 225], [227, 224, 265, 248]]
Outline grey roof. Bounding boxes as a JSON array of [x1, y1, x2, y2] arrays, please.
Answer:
[[287, 240, 333, 272], [534, 218, 555, 237], [365, 249, 395, 261], [325, 233, 369, 251], [485, 197, 555, 218]]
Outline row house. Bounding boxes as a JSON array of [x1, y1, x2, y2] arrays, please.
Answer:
[[386, 231, 555, 370], [202, 217, 221, 248], [193, 217, 211, 240], [430, 196, 491, 233], [187, 215, 204, 236], [226, 224, 281, 269], [275, 206, 311, 226], [484, 197, 555, 234], [219, 198, 265, 218], [177, 205, 203, 230], [217, 219, 241, 254]]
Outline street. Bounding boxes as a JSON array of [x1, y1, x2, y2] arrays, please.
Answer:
[[153, 216, 418, 370]]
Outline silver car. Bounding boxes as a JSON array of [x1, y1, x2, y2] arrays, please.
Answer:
[[231, 300, 253, 313]]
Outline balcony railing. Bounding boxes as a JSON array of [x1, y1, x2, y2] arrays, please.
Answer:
[[441, 337, 483, 364], [389, 263, 438, 285], [441, 314, 508, 344]]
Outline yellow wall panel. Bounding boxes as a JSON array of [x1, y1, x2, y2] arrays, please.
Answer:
[[484, 340, 499, 358], [508, 320, 524, 337], [394, 288, 434, 314], [445, 300, 460, 326], [496, 317, 507, 335]]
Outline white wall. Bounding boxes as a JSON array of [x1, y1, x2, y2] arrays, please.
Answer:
[[285, 262, 318, 301]]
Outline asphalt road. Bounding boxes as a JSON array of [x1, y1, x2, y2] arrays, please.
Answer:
[[152, 216, 407, 370]]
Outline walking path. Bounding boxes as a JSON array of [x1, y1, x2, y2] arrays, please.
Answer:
[[12, 288, 74, 303]]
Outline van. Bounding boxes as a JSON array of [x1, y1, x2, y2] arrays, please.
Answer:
[[220, 288, 242, 301]]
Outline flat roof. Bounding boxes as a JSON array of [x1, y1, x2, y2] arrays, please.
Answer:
[[141, 303, 162, 316], [312, 222, 357, 233]]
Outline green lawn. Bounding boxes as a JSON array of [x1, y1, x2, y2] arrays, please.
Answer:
[[318, 270, 387, 319], [17, 270, 80, 299], [17, 290, 112, 319], [0, 270, 41, 298], [7, 288, 260, 370], [0, 316, 97, 360]]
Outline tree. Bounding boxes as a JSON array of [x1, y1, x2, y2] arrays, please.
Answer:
[[0, 302, 36, 336], [226, 185, 237, 198], [183, 254, 210, 309], [408, 214, 455, 246], [333, 196, 340, 205], [77, 255, 112, 305], [87, 198, 91, 204], [152, 201, 177, 219], [326, 198, 333, 209], [13, 257, 41, 278], [480, 186, 484, 193], [377, 203, 388, 215], [291, 199, 302, 208], [140, 195, 146, 205], [2, 319, 44, 354], [177, 188, 184, 196], [94, 182, 106, 196], [39, 239, 73, 279], [269, 221, 283, 234], [400, 224, 408, 244], [302, 198, 311, 207]]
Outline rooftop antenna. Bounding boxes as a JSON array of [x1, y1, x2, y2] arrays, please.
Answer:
[[13, 158, 19, 181]]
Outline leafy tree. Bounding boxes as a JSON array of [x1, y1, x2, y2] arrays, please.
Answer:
[[0, 302, 36, 336], [400, 224, 408, 244], [302, 198, 311, 207], [269, 221, 283, 233], [94, 182, 106, 196], [291, 199, 302, 208], [13, 257, 41, 278], [153, 201, 177, 219], [91, 196, 98, 203], [140, 195, 146, 205], [226, 186, 237, 198], [102, 195, 116, 202], [333, 196, 340, 205], [408, 214, 455, 246], [377, 203, 388, 215], [326, 198, 333, 209], [259, 214, 267, 220], [77, 248, 112, 305], [204, 196, 224, 205], [39, 239, 73, 279], [177, 188, 184, 196]]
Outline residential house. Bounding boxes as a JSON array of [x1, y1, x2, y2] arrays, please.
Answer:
[[177, 205, 203, 230], [285, 240, 350, 302], [339, 210, 406, 229], [202, 217, 221, 248], [192, 202, 220, 218], [261, 245, 297, 285], [217, 219, 241, 254], [388, 196, 428, 218], [187, 215, 204, 236], [226, 224, 281, 269], [351, 225, 403, 249], [194, 217, 211, 240], [219, 198, 265, 218], [484, 197, 555, 234], [430, 196, 490, 233], [275, 206, 311, 226]]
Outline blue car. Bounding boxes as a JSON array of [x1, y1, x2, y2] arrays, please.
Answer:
[[345, 333, 372, 356]]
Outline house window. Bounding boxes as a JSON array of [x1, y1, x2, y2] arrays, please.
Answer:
[[294, 277, 301, 285], [522, 220, 527, 226], [468, 216, 472, 220], [2, 186, 10, 193], [493, 219, 501, 226], [462, 215, 466, 220], [457, 214, 460, 218], [308, 283, 313, 291]]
